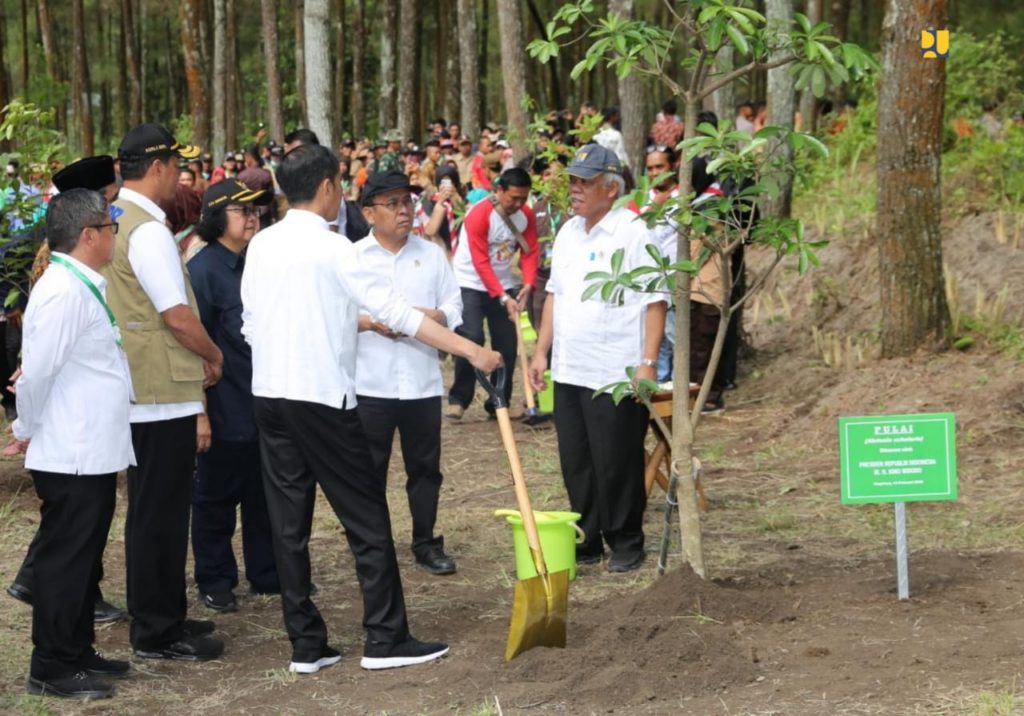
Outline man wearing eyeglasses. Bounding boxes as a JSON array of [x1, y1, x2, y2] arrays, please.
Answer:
[[354, 171, 463, 577], [9, 189, 134, 699], [104, 124, 226, 663]]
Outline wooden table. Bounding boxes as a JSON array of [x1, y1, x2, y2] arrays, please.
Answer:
[[644, 386, 707, 512]]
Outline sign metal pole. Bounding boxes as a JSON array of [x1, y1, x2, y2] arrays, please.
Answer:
[[894, 501, 909, 600]]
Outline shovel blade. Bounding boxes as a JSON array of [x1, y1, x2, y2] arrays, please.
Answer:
[[504, 569, 570, 661]]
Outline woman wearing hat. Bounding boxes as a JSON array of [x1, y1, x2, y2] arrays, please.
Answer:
[[186, 180, 279, 613]]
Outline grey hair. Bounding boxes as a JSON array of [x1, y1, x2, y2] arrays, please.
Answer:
[[46, 188, 109, 254], [602, 171, 626, 198]]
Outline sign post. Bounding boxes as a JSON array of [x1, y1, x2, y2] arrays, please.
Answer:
[[839, 413, 957, 600]]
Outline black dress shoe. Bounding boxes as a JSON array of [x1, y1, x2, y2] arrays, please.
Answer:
[[182, 618, 216, 637], [93, 598, 127, 624], [608, 551, 646, 573], [6, 582, 32, 605], [575, 548, 604, 566], [27, 671, 115, 699], [134, 635, 224, 662], [414, 547, 457, 576], [79, 650, 131, 678], [200, 590, 238, 612]]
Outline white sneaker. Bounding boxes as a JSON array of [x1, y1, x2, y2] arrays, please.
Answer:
[[360, 638, 449, 670], [289, 645, 341, 674]]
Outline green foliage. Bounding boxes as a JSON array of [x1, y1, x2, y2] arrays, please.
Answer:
[[945, 31, 1024, 121]]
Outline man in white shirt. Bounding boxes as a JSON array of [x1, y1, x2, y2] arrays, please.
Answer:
[[355, 171, 463, 577], [105, 124, 226, 662], [241, 144, 501, 674], [528, 144, 666, 574], [9, 189, 134, 699]]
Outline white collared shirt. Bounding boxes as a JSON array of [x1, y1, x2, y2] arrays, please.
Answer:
[[13, 253, 136, 474], [241, 209, 426, 410], [355, 233, 462, 400], [546, 207, 662, 391], [117, 187, 204, 423]]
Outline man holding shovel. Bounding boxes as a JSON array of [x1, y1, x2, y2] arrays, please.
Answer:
[[528, 144, 666, 573]]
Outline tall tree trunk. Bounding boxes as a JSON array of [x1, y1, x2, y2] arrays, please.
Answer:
[[139, 0, 147, 119], [829, 0, 851, 41], [396, 0, 417, 141], [712, 45, 735, 127], [456, 0, 479, 138], [0, 4, 9, 136], [19, 0, 29, 96], [378, 0, 397, 132], [304, 0, 334, 146], [212, 0, 227, 161], [121, 0, 142, 126], [261, 0, 285, 144], [877, 0, 949, 356], [441, 0, 460, 128], [72, 0, 94, 154], [180, 0, 209, 149], [495, 0, 528, 160], [116, 0, 128, 137], [351, 0, 365, 137], [609, 0, 643, 173], [334, 0, 345, 135], [38, 0, 66, 133], [295, 0, 307, 126], [798, 0, 823, 132], [525, 0, 562, 112], [225, 0, 238, 150], [98, 9, 111, 142], [765, 0, 795, 218], [478, 0, 488, 125], [165, 17, 179, 120]]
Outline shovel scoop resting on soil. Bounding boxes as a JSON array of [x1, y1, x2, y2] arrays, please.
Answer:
[[476, 367, 569, 661]]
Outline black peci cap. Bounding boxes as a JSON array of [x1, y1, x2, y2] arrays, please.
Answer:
[[52, 156, 116, 193]]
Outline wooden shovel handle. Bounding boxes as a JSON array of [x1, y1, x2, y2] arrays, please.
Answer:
[[494, 405, 548, 578], [513, 315, 537, 410]]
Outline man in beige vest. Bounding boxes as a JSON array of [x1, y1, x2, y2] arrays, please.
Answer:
[[104, 124, 225, 662]]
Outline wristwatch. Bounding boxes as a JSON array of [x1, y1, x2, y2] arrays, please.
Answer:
[[499, 294, 511, 305], [639, 358, 657, 368]]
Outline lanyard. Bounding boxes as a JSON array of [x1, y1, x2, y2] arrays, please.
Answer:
[[49, 255, 123, 347]]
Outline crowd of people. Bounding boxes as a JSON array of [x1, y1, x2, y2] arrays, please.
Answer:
[[1, 98, 753, 700]]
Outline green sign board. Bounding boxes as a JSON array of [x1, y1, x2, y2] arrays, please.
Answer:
[[839, 413, 957, 504]]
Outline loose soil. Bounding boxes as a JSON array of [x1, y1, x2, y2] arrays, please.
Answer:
[[1, 211, 1022, 715]]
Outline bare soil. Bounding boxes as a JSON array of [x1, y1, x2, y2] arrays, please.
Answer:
[[1, 211, 1023, 715]]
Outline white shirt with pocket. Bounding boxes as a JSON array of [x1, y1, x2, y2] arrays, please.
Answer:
[[241, 209, 426, 410], [13, 253, 136, 474], [546, 207, 663, 392], [355, 233, 462, 400]]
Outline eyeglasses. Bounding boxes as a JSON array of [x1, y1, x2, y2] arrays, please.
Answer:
[[371, 197, 415, 211], [646, 144, 675, 155], [226, 205, 260, 217], [87, 222, 119, 234]]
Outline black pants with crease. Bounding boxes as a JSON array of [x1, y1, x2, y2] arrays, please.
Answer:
[[553, 382, 649, 560], [356, 395, 444, 556], [29, 471, 116, 680], [448, 287, 517, 409], [253, 397, 410, 661]]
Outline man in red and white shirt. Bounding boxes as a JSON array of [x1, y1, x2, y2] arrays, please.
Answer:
[[448, 167, 538, 417]]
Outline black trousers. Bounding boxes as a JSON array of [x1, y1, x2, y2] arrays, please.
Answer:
[[691, 301, 725, 404], [29, 471, 116, 680], [553, 383, 648, 560], [356, 395, 444, 556], [253, 397, 410, 660], [15, 527, 107, 603], [125, 416, 197, 651], [448, 287, 517, 409], [192, 439, 278, 595]]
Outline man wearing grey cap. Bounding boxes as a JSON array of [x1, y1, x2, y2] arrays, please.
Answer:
[[528, 143, 666, 574]]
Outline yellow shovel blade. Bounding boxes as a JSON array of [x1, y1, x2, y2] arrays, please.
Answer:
[[504, 569, 570, 661]]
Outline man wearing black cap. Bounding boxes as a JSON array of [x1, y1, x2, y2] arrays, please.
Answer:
[[241, 145, 501, 673], [355, 171, 462, 576], [105, 123, 226, 661], [528, 144, 666, 574], [6, 155, 127, 625]]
